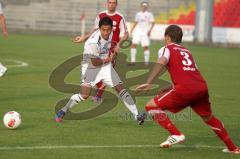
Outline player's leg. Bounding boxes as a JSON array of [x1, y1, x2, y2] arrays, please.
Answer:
[[102, 64, 145, 124], [203, 115, 239, 154], [192, 95, 239, 153], [130, 44, 137, 65], [61, 83, 91, 112], [143, 46, 150, 66], [141, 36, 150, 66], [0, 62, 7, 77], [55, 83, 91, 122], [114, 84, 146, 125], [114, 84, 138, 117], [92, 81, 105, 103], [93, 46, 117, 102], [93, 50, 119, 101], [145, 90, 186, 147], [55, 65, 98, 122], [146, 99, 182, 136], [130, 33, 140, 65]]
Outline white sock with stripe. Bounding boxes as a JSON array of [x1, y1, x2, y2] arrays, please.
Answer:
[[119, 89, 138, 118], [144, 50, 150, 64], [61, 94, 84, 112]]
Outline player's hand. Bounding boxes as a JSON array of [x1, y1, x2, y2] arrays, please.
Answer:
[[110, 52, 117, 62], [103, 53, 116, 64], [73, 36, 85, 43], [147, 30, 151, 37], [113, 44, 120, 54], [135, 84, 152, 93]]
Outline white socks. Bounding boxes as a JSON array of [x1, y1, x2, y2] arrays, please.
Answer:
[[119, 89, 139, 118], [61, 94, 84, 112], [130, 49, 150, 64], [61, 91, 139, 120], [130, 48, 137, 63], [144, 50, 150, 64]]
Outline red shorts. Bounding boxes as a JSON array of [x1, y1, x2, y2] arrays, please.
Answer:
[[152, 88, 212, 117]]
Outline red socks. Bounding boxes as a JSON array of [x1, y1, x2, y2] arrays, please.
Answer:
[[205, 116, 237, 151], [146, 106, 181, 135], [95, 81, 106, 97], [146, 105, 237, 151]]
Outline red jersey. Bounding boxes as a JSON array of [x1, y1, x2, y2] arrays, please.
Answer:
[[158, 43, 208, 93], [94, 10, 128, 44]]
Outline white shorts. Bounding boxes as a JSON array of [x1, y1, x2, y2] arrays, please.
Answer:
[[81, 63, 122, 88], [132, 32, 150, 47]]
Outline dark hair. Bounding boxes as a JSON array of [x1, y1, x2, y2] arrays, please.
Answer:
[[99, 16, 113, 28], [107, 0, 118, 4], [164, 25, 183, 44]]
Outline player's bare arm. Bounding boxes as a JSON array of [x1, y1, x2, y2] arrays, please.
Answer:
[[73, 28, 98, 43], [114, 31, 129, 54], [74, 8, 102, 43], [135, 56, 167, 92], [148, 22, 155, 37], [0, 14, 8, 37], [130, 22, 137, 35]]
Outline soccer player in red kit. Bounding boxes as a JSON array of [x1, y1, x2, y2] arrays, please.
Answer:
[[136, 25, 239, 154], [74, 0, 129, 103]]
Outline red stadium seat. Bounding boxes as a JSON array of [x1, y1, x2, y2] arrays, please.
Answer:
[[166, 0, 240, 27]]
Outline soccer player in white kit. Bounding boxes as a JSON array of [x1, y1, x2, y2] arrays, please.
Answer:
[[74, 0, 129, 104], [130, 2, 155, 66], [0, 2, 8, 77], [55, 17, 146, 125]]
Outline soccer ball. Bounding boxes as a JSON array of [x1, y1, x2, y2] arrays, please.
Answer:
[[3, 111, 22, 129]]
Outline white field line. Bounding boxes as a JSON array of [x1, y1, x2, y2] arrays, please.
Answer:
[[0, 144, 224, 150], [2, 59, 29, 68]]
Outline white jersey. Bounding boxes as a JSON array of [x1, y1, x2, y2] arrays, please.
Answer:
[[134, 11, 154, 34], [81, 30, 122, 87], [0, 2, 3, 14], [82, 29, 113, 68]]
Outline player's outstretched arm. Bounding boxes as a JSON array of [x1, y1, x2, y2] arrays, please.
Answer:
[[135, 83, 152, 93], [114, 16, 130, 54], [135, 57, 167, 93], [135, 63, 165, 93], [146, 63, 166, 84], [73, 28, 98, 43], [114, 31, 129, 54], [74, 14, 100, 43]]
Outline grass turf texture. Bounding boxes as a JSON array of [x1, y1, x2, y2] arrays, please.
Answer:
[[0, 34, 240, 159]]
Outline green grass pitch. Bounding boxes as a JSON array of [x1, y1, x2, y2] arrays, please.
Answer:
[[0, 34, 240, 159]]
